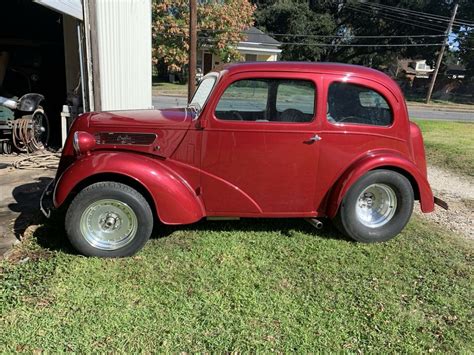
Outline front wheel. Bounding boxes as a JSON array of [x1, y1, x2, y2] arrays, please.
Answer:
[[333, 170, 414, 243], [65, 182, 153, 257]]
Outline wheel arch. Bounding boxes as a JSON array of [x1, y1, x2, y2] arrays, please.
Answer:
[[61, 172, 158, 222], [326, 153, 434, 218], [54, 152, 205, 225], [371, 166, 420, 201]]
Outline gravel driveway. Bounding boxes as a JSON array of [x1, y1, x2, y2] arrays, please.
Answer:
[[417, 166, 474, 239]]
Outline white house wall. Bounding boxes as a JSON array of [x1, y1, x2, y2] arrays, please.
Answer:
[[95, 0, 152, 111], [257, 54, 278, 61]]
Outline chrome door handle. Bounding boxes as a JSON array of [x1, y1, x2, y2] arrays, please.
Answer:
[[309, 134, 322, 142]]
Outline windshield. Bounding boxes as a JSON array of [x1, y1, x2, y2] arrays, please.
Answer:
[[189, 74, 217, 109]]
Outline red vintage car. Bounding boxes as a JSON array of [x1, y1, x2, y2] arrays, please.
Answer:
[[42, 62, 446, 257]]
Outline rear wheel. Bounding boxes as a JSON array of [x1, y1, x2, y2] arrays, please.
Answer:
[[334, 169, 414, 243], [65, 181, 153, 257]]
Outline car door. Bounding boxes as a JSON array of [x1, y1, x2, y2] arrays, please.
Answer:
[[200, 72, 322, 215]]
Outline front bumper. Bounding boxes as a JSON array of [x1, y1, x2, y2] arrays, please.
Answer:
[[40, 179, 56, 218]]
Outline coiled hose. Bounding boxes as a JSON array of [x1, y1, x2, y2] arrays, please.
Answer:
[[12, 152, 60, 170], [12, 108, 48, 153]]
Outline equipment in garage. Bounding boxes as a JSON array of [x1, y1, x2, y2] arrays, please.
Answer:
[[0, 92, 48, 153], [0, 48, 49, 152]]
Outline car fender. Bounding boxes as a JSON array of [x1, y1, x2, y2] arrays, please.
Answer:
[[54, 152, 205, 225], [326, 150, 435, 218]]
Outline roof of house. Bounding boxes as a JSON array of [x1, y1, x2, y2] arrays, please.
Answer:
[[239, 27, 281, 50]]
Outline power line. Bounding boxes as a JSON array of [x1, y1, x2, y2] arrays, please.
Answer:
[[363, 1, 474, 27], [353, 2, 455, 29], [157, 24, 447, 38], [198, 37, 445, 47], [345, 4, 446, 32], [348, 3, 449, 31], [159, 32, 446, 46], [354, 3, 467, 34], [270, 42, 446, 47], [157, 31, 446, 47], [199, 29, 446, 39], [356, 2, 472, 32]]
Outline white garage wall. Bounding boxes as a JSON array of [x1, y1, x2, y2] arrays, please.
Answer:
[[95, 0, 152, 111]]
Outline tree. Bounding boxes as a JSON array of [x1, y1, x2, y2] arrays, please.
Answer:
[[152, 0, 255, 73], [255, 1, 336, 61], [458, 31, 474, 77], [456, 0, 474, 78]]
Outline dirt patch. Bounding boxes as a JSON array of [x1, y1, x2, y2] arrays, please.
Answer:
[[0, 152, 56, 258], [2, 224, 53, 263], [416, 166, 474, 239]]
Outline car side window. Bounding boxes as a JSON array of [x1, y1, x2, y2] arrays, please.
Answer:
[[215, 78, 315, 123], [276, 80, 315, 122], [215, 79, 268, 121], [327, 82, 393, 126]]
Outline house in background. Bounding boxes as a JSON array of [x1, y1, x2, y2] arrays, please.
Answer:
[[197, 27, 282, 74], [445, 63, 466, 79], [390, 59, 435, 88], [397, 59, 434, 80]]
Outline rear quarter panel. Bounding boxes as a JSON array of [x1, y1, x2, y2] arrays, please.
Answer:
[[315, 74, 433, 214]]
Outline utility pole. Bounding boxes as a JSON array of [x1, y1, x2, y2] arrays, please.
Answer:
[[425, 1, 459, 104], [188, 0, 197, 102]]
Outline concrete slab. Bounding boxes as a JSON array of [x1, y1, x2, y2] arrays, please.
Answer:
[[0, 154, 56, 257]]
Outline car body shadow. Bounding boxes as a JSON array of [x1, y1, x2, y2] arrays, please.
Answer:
[[151, 217, 350, 242], [8, 176, 54, 239], [33, 212, 350, 256]]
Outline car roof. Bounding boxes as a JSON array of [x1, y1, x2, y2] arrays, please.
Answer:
[[218, 61, 401, 96]]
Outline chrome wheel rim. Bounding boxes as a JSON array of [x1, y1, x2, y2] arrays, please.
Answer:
[[80, 199, 138, 250], [355, 184, 397, 228]]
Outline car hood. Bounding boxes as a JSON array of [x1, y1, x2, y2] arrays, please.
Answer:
[[89, 108, 193, 129], [87, 108, 194, 158]]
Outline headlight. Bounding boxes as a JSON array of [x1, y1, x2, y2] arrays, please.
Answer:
[[73, 131, 96, 156]]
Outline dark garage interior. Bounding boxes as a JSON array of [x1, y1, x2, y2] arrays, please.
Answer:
[[0, 0, 68, 149]]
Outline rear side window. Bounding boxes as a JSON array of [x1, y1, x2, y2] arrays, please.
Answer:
[[327, 82, 393, 126], [215, 78, 315, 123]]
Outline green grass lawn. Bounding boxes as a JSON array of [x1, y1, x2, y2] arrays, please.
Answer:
[[152, 81, 187, 96], [1, 216, 473, 352], [414, 119, 474, 178]]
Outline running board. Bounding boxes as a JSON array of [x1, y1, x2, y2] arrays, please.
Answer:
[[206, 217, 241, 221]]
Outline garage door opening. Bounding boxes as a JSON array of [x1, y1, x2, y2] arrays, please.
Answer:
[[0, 0, 80, 149]]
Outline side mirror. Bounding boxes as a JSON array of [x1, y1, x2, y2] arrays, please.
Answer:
[[16, 93, 44, 112]]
